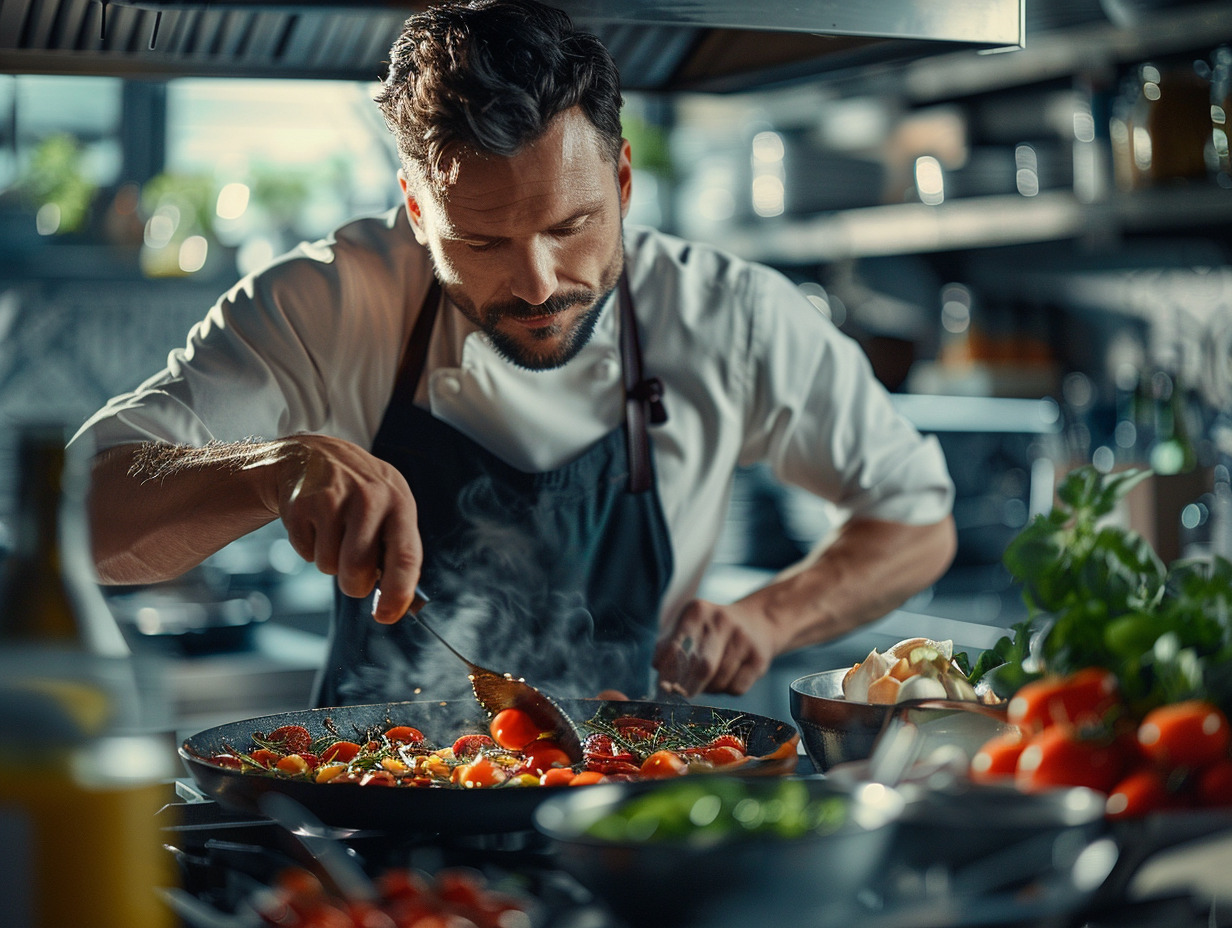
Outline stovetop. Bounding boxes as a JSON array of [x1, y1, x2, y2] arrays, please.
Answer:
[[155, 779, 1232, 928]]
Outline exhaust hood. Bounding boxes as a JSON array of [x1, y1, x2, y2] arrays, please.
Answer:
[[0, 0, 1023, 91]]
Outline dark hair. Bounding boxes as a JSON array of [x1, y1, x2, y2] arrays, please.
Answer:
[[375, 0, 623, 187]]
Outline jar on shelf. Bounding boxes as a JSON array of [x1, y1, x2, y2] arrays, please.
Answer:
[[1110, 58, 1212, 190], [1212, 45, 1232, 189]]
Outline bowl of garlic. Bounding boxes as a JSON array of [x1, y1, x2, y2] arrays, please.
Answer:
[[790, 638, 994, 772]]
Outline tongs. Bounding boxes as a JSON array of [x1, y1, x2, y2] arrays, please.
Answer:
[[403, 587, 584, 763]]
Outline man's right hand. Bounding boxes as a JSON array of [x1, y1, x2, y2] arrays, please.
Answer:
[[271, 434, 423, 624], [88, 435, 424, 624]]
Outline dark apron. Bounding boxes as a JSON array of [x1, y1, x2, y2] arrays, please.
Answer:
[[312, 273, 673, 707]]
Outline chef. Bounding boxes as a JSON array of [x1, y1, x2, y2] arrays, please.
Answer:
[[72, 0, 957, 707]]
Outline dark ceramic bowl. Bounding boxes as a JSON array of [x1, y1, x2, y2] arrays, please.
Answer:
[[533, 776, 905, 928]]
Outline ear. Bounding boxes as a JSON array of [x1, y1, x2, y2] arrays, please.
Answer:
[[398, 170, 429, 245], [617, 138, 633, 219]]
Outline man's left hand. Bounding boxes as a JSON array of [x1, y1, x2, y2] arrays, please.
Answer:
[[652, 599, 776, 697]]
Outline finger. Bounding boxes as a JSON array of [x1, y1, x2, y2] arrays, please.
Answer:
[[335, 500, 383, 599], [371, 509, 423, 624], [310, 513, 345, 577], [707, 634, 751, 693]]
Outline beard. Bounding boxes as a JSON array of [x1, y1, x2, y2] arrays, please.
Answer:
[[438, 245, 623, 372]]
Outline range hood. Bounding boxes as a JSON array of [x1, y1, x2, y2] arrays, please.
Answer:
[[0, 0, 1023, 92]]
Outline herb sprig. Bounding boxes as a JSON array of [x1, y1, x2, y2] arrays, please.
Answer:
[[969, 465, 1232, 716]]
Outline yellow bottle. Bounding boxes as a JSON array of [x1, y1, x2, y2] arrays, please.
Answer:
[[0, 424, 177, 928]]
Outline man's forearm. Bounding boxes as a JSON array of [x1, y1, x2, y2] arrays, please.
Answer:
[[88, 440, 292, 585], [744, 515, 958, 655]]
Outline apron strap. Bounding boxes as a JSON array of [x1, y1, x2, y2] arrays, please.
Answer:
[[389, 277, 442, 408], [392, 273, 667, 494], [620, 270, 667, 494]]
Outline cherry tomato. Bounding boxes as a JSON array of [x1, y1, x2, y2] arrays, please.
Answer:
[[1138, 701, 1231, 769], [1016, 725, 1126, 794], [540, 766, 577, 787], [612, 716, 661, 740], [384, 725, 424, 745], [1106, 767, 1174, 819], [640, 749, 689, 779], [490, 708, 545, 751], [321, 741, 361, 764], [568, 770, 607, 786], [1008, 668, 1120, 733], [969, 730, 1028, 783], [451, 734, 496, 760], [266, 725, 312, 754], [1196, 758, 1232, 807], [519, 739, 572, 774], [455, 755, 507, 788]]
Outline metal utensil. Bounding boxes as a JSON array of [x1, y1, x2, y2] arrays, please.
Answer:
[[405, 587, 584, 762], [257, 792, 378, 903]]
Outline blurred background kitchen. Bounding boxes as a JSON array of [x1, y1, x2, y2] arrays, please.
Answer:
[[2, 0, 1231, 730]]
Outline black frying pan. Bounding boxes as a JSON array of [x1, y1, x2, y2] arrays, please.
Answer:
[[179, 698, 801, 832]]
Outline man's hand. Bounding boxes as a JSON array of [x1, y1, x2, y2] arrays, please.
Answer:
[[272, 435, 423, 624], [89, 435, 424, 624], [652, 599, 778, 697], [652, 516, 957, 698]]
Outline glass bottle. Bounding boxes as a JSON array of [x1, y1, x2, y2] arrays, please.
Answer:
[[0, 424, 176, 928]]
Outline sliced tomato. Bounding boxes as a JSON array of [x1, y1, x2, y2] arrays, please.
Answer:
[[1008, 668, 1121, 733], [1016, 724, 1126, 794], [1106, 767, 1174, 819], [384, 725, 425, 745], [581, 733, 637, 763], [568, 770, 607, 786], [519, 739, 572, 775], [490, 708, 546, 751], [246, 748, 283, 768], [700, 745, 746, 766], [969, 730, 1028, 783], [451, 733, 496, 760], [540, 766, 577, 787], [455, 755, 507, 788], [320, 741, 362, 764], [612, 716, 661, 740], [640, 749, 689, 779], [359, 770, 398, 787], [705, 733, 747, 754], [1138, 701, 1232, 770], [583, 757, 641, 776], [265, 725, 312, 754]]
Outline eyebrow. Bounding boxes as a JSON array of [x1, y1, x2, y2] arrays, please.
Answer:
[[451, 203, 603, 243]]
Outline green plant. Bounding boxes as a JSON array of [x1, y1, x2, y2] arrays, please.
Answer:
[[970, 465, 1232, 716]]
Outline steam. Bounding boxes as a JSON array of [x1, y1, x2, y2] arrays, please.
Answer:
[[340, 470, 648, 706]]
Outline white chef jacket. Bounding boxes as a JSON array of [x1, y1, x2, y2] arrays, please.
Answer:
[[72, 207, 954, 628]]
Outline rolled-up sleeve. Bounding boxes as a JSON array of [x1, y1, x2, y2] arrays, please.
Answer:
[[740, 266, 954, 525]]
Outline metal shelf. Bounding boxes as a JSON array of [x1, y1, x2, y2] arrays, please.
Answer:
[[707, 185, 1232, 264]]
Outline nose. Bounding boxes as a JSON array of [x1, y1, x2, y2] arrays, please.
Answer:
[[508, 238, 558, 306]]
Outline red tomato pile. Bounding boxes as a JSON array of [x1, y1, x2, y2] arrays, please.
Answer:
[[206, 710, 751, 789], [969, 667, 1232, 817], [255, 864, 529, 928]]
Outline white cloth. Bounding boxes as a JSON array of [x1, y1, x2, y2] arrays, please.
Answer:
[[73, 207, 954, 627]]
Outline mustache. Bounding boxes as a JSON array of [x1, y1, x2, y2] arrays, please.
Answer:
[[486, 289, 596, 320]]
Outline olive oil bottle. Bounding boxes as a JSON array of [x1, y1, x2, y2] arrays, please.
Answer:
[[0, 424, 176, 928]]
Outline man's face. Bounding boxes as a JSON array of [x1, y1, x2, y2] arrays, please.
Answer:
[[400, 107, 632, 371]]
